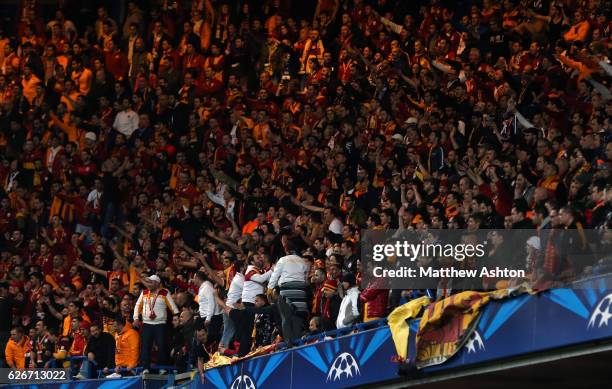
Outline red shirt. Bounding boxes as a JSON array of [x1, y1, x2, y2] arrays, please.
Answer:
[[69, 333, 87, 356], [104, 51, 129, 81]]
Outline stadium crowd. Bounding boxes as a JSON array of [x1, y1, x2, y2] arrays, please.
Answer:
[[0, 0, 611, 381]]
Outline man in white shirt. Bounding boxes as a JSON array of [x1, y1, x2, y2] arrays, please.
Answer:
[[112, 98, 139, 137], [133, 275, 179, 374], [220, 262, 244, 351], [336, 273, 360, 329], [193, 271, 223, 346], [205, 184, 237, 220], [231, 256, 271, 356], [325, 207, 344, 234], [86, 178, 103, 215], [268, 240, 311, 347]]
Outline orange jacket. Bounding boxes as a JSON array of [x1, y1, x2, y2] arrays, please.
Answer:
[[115, 327, 140, 368], [242, 219, 259, 235], [71, 68, 93, 96], [557, 54, 595, 81], [50, 112, 86, 149], [253, 123, 271, 148], [22, 75, 41, 104], [5, 336, 31, 369], [563, 21, 590, 42]]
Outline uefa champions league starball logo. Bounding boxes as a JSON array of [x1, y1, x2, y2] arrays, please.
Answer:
[[326, 352, 361, 382], [465, 330, 485, 354], [230, 374, 256, 389], [588, 293, 612, 329]]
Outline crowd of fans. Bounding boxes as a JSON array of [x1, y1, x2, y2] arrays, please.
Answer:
[[0, 0, 611, 382]]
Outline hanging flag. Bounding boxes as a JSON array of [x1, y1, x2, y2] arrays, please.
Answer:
[[387, 296, 431, 361], [415, 289, 514, 368]]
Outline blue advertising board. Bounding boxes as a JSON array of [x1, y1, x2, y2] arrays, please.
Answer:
[[196, 274, 612, 388], [196, 326, 398, 389], [292, 325, 397, 389], [6, 275, 612, 389], [421, 277, 612, 372]]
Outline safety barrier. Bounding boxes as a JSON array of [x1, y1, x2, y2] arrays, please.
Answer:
[[192, 273, 612, 388]]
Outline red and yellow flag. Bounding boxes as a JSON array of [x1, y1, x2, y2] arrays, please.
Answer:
[[415, 289, 512, 368]]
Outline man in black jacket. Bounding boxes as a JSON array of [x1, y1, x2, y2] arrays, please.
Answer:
[[74, 322, 116, 379], [191, 322, 210, 385], [171, 310, 196, 371]]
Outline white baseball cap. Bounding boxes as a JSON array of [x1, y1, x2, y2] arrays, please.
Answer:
[[405, 117, 418, 125], [147, 275, 161, 283]]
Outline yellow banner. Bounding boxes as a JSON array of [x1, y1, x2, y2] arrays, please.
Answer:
[[387, 296, 430, 361]]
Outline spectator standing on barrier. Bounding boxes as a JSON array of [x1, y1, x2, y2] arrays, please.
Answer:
[[169, 315, 183, 368], [107, 315, 139, 379], [5, 327, 30, 369], [268, 239, 311, 347], [171, 310, 196, 371], [253, 294, 276, 348], [192, 322, 210, 385], [74, 322, 115, 379], [194, 271, 223, 347], [219, 261, 244, 354], [233, 255, 272, 356], [336, 273, 360, 329], [133, 274, 179, 374]]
